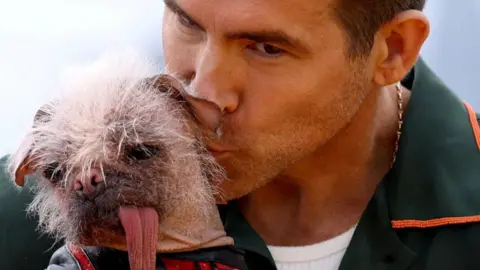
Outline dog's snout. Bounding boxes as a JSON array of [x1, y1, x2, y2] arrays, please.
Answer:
[[73, 168, 105, 200]]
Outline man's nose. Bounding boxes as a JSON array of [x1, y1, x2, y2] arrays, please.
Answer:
[[184, 46, 240, 133]]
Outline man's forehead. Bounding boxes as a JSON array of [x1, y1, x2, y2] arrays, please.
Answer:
[[166, 0, 331, 47]]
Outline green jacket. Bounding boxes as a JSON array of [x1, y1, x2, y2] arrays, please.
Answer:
[[1, 58, 479, 270]]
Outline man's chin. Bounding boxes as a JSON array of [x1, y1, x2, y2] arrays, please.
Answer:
[[211, 154, 283, 202], [214, 180, 248, 203], [214, 173, 273, 202]]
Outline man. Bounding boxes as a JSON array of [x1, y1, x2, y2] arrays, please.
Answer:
[[1, 0, 479, 269]]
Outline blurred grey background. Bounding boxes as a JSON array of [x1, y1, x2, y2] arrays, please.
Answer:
[[0, 0, 478, 156]]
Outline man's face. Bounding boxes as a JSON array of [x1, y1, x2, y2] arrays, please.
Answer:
[[161, 0, 374, 200]]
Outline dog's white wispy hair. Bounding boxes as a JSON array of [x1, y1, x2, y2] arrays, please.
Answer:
[[5, 48, 225, 244]]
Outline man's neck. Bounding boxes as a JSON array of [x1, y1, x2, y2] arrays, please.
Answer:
[[239, 85, 411, 246]]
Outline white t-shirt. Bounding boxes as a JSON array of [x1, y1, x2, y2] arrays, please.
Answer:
[[267, 225, 357, 270]]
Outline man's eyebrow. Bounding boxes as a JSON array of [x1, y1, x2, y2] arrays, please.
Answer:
[[225, 30, 310, 53], [163, 0, 309, 53], [163, 0, 204, 30]]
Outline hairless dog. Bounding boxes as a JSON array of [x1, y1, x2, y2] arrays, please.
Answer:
[[7, 51, 247, 270]]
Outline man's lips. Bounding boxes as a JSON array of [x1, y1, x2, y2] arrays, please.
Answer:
[[209, 150, 229, 158], [206, 143, 234, 157]]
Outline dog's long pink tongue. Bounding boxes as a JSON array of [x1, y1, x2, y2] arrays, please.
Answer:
[[119, 207, 158, 270]]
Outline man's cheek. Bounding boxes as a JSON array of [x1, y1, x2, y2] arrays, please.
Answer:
[[164, 40, 202, 78]]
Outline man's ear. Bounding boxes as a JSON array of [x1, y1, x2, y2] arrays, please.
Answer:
[[372, 10, 430, 86], [8, 104, 52, 187]]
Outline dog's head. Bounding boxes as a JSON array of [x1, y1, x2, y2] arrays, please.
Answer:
[[6, 52, 226, 249]]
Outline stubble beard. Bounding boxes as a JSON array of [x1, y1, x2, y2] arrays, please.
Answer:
[[216, 147, 300, 201], [215, 62, 371, 202]]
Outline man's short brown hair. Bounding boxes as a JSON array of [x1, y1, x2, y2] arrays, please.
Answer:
[[332, 0, 426, 58]]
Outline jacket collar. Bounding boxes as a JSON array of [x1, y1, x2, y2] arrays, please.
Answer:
[[220, 201, 277, 269], [388, 57, 480, 228]]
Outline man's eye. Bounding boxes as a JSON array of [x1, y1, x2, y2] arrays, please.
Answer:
[[247, 42, 285, 58], [176, 13, 199, 30]]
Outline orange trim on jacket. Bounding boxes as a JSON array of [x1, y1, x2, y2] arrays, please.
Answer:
[[392, 215, 480, 229], [391, 102, 480, 229], [463, 101, 480, 151]]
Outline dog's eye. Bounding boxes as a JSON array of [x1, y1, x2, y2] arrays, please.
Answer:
[[42, 162, 64, 183], [126, 144, 161, 161]]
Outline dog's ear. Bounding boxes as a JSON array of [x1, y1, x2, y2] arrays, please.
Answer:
[[8, 104, 52, 187], [144, 74, 187, 102], [146, 74, 223, 134]]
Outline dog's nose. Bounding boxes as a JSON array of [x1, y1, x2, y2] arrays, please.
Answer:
[[73, 168, 105, 200]]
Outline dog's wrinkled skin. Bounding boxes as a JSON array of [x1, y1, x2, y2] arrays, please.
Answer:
[[6, 51, 233, 255]]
